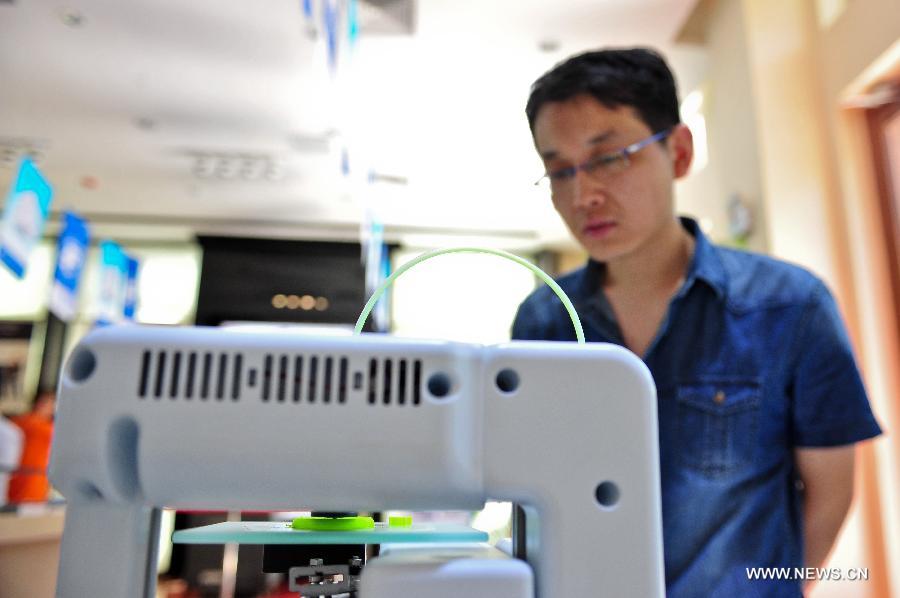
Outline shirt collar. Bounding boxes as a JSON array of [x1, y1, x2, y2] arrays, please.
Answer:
[[577, 216, 729, 301], [679, 216, 728, 300]]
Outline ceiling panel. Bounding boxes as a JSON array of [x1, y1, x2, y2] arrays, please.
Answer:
[[0, 0, 700, 246]]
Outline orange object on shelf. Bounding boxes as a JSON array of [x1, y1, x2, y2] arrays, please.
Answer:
[[7, 412, 53, 503]]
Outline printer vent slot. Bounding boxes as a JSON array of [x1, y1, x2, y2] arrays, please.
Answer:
[[398, 359, 408, 405], [339, 357, 348, 404], [277, 355, 288, 402], [368, 358, 378, 405], [413, 359, 422, 405], [200, 353, 213, 400], [170, 352, 182, 399], [292, 355, 303, 402], [248, 354, 349, 404], [138, 350, 151, 398], [231, 354, 243, 401], [262, 354, 273, 402], [308, 356, 319, 403], [154, 351, 167, 399], [364, 358, 422, 407], [135, 352, 371, 404], [215, 353, 228, 400], [185, 352, 197, 399], [382, 359, 393, 405], [323, 356, 334, 403], [136, 350, 245, 402]]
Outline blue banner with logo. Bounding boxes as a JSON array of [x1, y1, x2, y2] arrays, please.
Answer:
[[363, 219, 390, 331], [96, 240, 127, 326], [49, 212, 90, 321], [123, 254, 139, 320], [323, 0, 339, 73], [347, 0, 359, 47], [0, 158, 53, 279]]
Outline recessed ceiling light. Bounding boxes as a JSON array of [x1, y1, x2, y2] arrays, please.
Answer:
[[264, 159, 285, 181], [58, 7, 86, 28], [0, 148, 17, 166], [192, 156, 215, 179], [239, 157, 266, 180], [538, 39, 560, 53], [135, 117, 156, 131], [214, 157, 239, 180]]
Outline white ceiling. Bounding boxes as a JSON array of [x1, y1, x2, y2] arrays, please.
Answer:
[[0, 0, 701, 248]]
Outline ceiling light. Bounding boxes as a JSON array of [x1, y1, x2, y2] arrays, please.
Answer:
[[538, 39, 560, 53], [187, 151, 285, 181], [214, 157, 239, 180], [239, 157, 266, 180], [300, 295, 316, 311], [264, 159, 285, 181], [135, 117, 156, 131], [0, 148, 17, 166], [58, 8, 85, 28], [79, 175, 99, 190], [192, 156, 215, 178]]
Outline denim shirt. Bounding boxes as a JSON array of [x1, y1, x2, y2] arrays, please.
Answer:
[[511, 217, 882, 597]]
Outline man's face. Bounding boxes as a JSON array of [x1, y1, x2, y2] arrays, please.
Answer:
[[532, 94, 691, 263]]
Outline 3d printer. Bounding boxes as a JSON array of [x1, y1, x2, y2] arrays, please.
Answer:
[[49, 325, 664, 597]]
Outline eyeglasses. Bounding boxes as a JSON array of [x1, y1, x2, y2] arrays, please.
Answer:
[[534, 128, 672, 188]]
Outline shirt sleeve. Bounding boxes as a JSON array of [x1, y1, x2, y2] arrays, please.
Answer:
[[790, 282, 882, 447]]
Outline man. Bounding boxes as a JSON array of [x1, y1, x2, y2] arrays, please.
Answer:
[[512, 48, 882, 597]]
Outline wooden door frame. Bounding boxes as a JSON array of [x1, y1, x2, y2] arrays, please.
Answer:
[[866, 100, 900, 336]]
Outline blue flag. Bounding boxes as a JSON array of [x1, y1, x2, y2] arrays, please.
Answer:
[[323, 0, 338, 73], [0, 157, 53, 279], [96, 240, 127, 326], [123, 254, 140, 320], [49, 212, 90, 321]]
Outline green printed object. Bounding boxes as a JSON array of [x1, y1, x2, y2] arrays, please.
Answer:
[[389, 515, 413, 527], [354, 247, 585, 344], [291, 516, 374, 531]]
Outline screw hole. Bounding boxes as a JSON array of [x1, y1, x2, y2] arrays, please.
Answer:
[[426, 373, 452, 399], [495, 368, 520, 394], [595, 481, 620, 509], [68, 348, 97, 383]]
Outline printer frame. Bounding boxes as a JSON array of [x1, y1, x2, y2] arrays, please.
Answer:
[[49, 326, 664, 597]]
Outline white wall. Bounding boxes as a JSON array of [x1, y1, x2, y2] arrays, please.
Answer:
[[390, 247, 538, 344], [682, 0, 766, 251]]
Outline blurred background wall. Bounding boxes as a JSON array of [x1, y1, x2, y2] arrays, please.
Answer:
[[1, 0, 898, 596]]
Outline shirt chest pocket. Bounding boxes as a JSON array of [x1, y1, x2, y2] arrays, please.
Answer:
[[676, 378, 761, 479]]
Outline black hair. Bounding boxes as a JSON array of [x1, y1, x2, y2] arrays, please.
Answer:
[[526, 48, 681, 135]]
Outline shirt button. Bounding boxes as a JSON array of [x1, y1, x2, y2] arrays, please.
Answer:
[[714, 390, 726, 404]]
